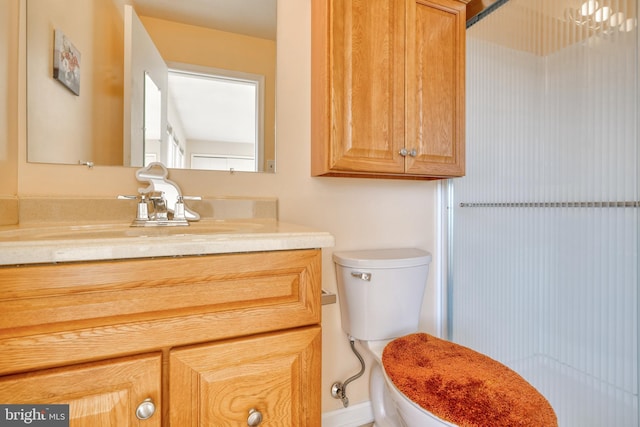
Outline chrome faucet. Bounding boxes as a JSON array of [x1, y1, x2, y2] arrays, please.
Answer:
[[118, 162, 201, 227], [149, 192, 169, 221]]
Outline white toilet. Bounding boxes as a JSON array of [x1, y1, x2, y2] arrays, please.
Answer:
[[333, 248, 557, 427], [333, 248, 455, 427]]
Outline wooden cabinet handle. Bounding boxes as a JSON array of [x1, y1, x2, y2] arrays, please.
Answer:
[[247, 408, 263, 426], [136, 398, 156, 420]]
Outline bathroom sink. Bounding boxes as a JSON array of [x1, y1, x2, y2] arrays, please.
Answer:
[[0, 220, 268, 241], [0, 216, 334, 267]]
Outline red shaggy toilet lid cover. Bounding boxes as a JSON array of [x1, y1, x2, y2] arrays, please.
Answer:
[[382, 333, 557, 427]]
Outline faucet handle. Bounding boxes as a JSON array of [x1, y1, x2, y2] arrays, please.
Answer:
[[173, 196, 201, 221], [136, 194, 150, 221], [117, 194, 150, 221]]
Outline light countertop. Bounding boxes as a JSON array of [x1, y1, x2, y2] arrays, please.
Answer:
[[0, 219, 335, 266]]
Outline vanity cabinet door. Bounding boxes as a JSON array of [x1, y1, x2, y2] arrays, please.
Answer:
[[170, 326, 321, 426], [0, 354, 161, 426]]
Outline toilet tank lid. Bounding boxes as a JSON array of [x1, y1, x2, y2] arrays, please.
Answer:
[[332, 248, 432, 269]]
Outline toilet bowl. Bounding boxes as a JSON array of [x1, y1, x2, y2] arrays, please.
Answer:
[[361, 339, 456, 427], [333, 248, 557, 427]]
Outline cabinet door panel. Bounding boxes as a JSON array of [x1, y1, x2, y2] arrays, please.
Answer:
[[0, 354, 161, 426], [406, 0, 466, 176], [170, 326, 321, 426], [329, 0, 405, 173]]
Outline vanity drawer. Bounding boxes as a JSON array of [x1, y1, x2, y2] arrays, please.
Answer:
[[0, 249, 321, 374]]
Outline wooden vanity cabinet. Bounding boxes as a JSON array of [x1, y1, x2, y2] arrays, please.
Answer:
[[311, 0, 468, 179], [0, 249, 322, 426]]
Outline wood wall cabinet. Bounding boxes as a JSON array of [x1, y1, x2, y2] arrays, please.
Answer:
[[0, 249, 322, 426], [312, 0, 468, 179]]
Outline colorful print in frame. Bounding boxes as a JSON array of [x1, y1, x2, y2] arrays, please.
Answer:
[[53, 29, 81, 95]]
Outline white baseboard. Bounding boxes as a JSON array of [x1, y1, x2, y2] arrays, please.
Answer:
[[322, 401, 374, 427]]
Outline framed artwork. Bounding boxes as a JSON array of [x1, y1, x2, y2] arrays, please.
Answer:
[[53, 29, 81, 95]]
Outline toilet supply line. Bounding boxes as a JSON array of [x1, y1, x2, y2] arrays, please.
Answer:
[[331, 336, 366, 408]]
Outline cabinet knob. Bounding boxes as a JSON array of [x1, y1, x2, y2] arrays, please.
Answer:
[[399, 148, 417, 157], [247, 408, 263, 426], [135, 398, 156, 420]]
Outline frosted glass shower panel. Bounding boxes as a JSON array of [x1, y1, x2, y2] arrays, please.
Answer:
[[450, 1, 638, 426]]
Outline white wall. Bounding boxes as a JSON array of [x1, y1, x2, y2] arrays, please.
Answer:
[[13, 0, 441, 413], [124, 5, 167, 167], [25, 0, 124, 166], [0, 0, 18, 196]]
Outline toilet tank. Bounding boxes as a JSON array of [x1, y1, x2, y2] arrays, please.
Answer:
[[333, 248, 432, 341]]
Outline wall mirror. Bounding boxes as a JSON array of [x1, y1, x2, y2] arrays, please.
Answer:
[[26, 0, 277, 173]]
